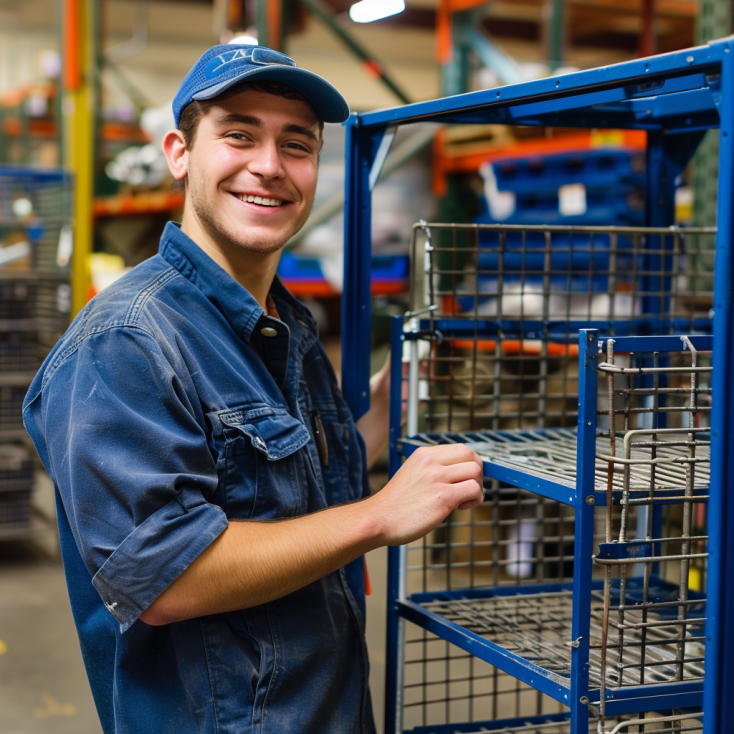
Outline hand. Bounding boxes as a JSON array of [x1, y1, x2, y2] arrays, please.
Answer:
[[368, 444, 484, 546]]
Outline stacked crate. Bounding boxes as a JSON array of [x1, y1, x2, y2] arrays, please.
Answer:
[[0, 165, 71, 540], [476, 148, 646, 228]]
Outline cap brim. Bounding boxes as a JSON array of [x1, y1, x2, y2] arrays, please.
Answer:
[[191, 66, 350, 123]]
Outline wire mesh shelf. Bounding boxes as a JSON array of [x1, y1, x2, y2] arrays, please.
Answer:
[[416, 581, 704, 690], [405, 709, 703, 734], [400, 429, 710, 498]]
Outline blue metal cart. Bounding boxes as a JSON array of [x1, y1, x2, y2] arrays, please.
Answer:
[[341, 38, 734, 734]]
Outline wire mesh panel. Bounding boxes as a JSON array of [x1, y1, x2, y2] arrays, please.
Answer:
[[401, 484, 576, 730], [388, 222, 715, 733], [405, 223, 714, 436], [594, 341, 710, 725]]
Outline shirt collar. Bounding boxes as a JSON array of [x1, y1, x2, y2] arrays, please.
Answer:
[[158, 222, 320, 343], [159, 222, 265, 342]]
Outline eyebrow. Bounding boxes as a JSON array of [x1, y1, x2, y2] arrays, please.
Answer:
[[214, 114, 320, 144], [282, 123, 320, 144], [214, 113, 262, 128]]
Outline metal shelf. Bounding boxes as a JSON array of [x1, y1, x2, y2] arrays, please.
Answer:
[[406, 712, 571, 734], [405, 711, 703, 734], [399, 429, 710, 507], [400, 579, 704, 716]]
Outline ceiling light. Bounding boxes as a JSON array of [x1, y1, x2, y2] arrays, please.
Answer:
[[349, 0, 405, 23], [229, 34, 258, 45]]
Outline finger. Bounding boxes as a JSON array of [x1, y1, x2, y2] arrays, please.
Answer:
[[457, 496, 484, 510], [447, 478, 484, 508], [440, 460, 485, 485], [419, 443, 482, 467]]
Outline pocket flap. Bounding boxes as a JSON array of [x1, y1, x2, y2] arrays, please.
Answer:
[[220, 407, 310, 461]]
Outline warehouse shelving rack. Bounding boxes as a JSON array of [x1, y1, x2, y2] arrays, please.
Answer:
[[341, 37, 734, 734], [0, 165, 71, 543], [385, 222, 714, 733]]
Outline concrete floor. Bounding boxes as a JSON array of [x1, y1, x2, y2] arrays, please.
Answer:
[[0, 529, 390, 734]]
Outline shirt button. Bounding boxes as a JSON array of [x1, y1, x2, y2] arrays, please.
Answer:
[[260, 327, 278, 337]]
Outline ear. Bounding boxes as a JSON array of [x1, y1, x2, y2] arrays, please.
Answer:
[[162, 129, 188, 181]]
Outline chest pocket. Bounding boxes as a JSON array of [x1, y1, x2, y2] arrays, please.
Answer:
[[218, 406, 311, 520], [312, 408, 363, 506]]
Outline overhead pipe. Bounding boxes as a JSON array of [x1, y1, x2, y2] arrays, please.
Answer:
[[462, 21, 524, 86], [298, 0, 411, 105]]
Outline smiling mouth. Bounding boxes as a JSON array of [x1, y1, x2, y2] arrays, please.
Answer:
[[233, 193, 286, 207]]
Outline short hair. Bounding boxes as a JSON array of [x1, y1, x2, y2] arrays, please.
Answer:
[[178, 80, 324, 150]]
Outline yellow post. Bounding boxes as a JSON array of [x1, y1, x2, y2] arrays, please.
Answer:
[[62, 0, 95, 316]]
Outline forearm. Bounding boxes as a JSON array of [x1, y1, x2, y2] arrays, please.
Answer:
[[141, 443, 485, 626], [141, 498, 383, 625]]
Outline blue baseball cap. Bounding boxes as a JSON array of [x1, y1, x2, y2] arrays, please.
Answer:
[[173, 44, 350, 127]]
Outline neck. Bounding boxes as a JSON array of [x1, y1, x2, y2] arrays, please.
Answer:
[[180, 208, 281, 311]]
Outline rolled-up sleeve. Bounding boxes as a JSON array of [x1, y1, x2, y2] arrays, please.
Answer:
[[24, 325, 228, 631]]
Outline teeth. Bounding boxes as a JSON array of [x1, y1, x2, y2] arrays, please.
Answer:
[[238, 194, 283, 207]]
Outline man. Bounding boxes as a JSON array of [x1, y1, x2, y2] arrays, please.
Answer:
[[23, 45, 483, 734]]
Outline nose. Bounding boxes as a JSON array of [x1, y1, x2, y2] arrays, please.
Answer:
[[248, 139, 285, 180]]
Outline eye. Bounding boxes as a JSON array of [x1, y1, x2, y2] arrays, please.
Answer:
[[225, 132, 251, 142], [284, 141, 312, 153]]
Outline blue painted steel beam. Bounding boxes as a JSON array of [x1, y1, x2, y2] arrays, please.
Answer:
[[703, 38, 734, 734], [405, 328, 714, 353], [354, 41, 729, 130], [597, 335, 713, 352], [569, 330, 601, 732], [342, 118, 388, 420], [412, 318, 714, 339], [407, 575, 691, 604], [591, 680, 703, 716], [0, 165, 70, 182], [384, 316, 405, 734]]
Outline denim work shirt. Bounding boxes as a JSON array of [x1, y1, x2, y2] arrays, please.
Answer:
[[23, 222, 376, 734]]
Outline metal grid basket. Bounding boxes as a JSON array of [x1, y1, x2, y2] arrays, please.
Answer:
[[386, 222, 715, 734], [404, 223, 715, 435]]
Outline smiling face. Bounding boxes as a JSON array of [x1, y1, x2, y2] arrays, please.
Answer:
[[171, 86, 322, 264]]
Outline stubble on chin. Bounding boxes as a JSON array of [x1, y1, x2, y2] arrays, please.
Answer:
[[185, 168, 310, 256]]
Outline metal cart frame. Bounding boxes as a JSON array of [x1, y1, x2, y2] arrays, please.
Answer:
[[341, 38, 734, 734]]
